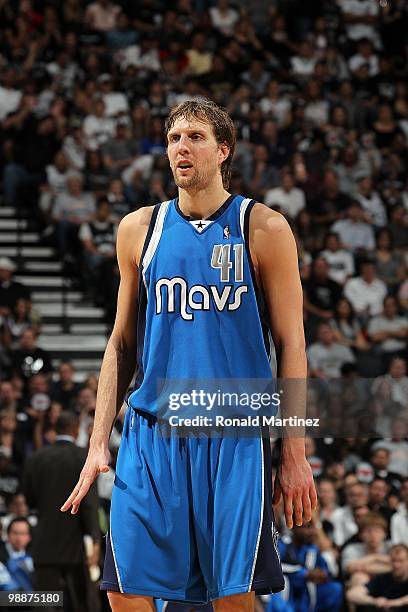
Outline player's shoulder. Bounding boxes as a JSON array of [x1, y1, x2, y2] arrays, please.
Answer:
[[116, 206, 156, 265], [118, 205, 156, 233], [250, 202, 292, 235]]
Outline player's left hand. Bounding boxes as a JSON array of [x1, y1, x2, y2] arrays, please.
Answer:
[[272, 457, 317, 529]]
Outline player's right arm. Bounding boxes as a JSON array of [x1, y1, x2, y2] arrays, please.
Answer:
[[61, 207, 153, 514]]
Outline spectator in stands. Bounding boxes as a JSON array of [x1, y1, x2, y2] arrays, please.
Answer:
[[3, 298, 39, 348], [209, 0, 239, 38], [0, 382, 19, 412], [331, 201, 376, 253], [3, 113, 61, 211], [372, 104, 403, 152], [79, 197, 117, 305], [9, 328, 52, 383], [388, 204, 408, 251], [83, 97, 116, 151], [329, 297, 370, 352], [320, 233, 354, 286], [186, 31, 213, 76], [84, 150, 110, 194], [374, 228, 406, 290], [304, 257, 343, 327], [50, 362, 80, 411], [33, 401, 63, 450], [342, 512, 391, 585], [0, 518, 33, 591], [277, 522, 342, 611], [23, 412, 100, 612], [107, 178, 131, 223], [355, 175, 387, 228], [368, 479, 394, 526], [97, 73, 129, 118], [370, 446, 402, 493], [85, 0, 121, 32], [0, 259, 30, 319], [291, 40, 317, 80], [344, 260, 387, 321], [102, 118, 138, 178], [0, 451, 19, 513], [1, 493, 37, 541], [331, 482, 369, 547], [264, 169, 305, 219], [317, 478, 339, 524], [347, 544, 408, 609], [349, 38, 379, 78], [391, 479, 408, 546], [52, 171, 96, 258], [371, 415, 408, 479], [367, 295, 408, 369], [307, 323, 355, 379], [372, 357, 408, 409]]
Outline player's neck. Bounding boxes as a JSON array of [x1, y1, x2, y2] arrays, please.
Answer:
[[178, 184, 230, 220]]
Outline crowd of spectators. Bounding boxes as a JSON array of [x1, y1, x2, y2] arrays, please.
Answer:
[[0, 0, 407, 609]]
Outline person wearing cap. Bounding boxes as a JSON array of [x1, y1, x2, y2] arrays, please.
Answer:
[[0, 259, 30, 318]]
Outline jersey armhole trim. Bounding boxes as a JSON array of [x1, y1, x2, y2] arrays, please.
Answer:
[[141, 200, 171, 275], [241, 199, 273, 361]]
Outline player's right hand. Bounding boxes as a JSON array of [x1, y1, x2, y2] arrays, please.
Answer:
[[60, 446, 110, 515]]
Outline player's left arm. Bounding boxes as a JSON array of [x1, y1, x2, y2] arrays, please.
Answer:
[[250, 204, 317, 528]]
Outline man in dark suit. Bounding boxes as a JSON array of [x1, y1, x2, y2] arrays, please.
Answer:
[[23, 412, 100, 612]]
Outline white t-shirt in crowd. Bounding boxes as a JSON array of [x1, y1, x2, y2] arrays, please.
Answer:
[[349, 53, 379, 77], [356, 191, 387, 227], [344, 276, 387, 316], [307, 341, 355, 377], [264, 186, 306, 218], [0, 86, 22, 121], [209, 7, 239, 36], [391, 506, 408, 545], [338, 0, 380, 46], [320, 249, 355, 285], [367, 315, 408, 353], [102, 92, 129, 117]]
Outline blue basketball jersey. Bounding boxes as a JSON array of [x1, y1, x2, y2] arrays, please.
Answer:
[[127, 194, 273, 415]]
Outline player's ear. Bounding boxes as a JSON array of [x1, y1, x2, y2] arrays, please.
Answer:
[[218, 143, 229, 165]]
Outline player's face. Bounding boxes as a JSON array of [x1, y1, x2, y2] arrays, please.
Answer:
[[167, 117, 228, 191]]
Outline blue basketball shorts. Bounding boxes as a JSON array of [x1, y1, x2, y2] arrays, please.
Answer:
[[100, 408, 284, 604]]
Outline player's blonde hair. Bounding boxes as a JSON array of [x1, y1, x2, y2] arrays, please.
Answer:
[[165, 99, 236, 189]]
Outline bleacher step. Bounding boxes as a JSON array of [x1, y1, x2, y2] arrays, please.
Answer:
[[42, 323, 108, 334], [0, 207, 22, 218], [0, 247, 55, 258], [15, 275, 65, 288], [0, 233, 40, 243], [24, 261, 62, 273], [36, 303, 104, 318], [32, 291, 83, 303], [0, 219, 28, 230], [39, 334, 107, 351]]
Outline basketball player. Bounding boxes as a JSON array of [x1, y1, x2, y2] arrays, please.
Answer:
[[61, 100, 317, 611]]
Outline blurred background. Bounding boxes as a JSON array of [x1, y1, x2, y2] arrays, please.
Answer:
[[0, 0, 407, 610]]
